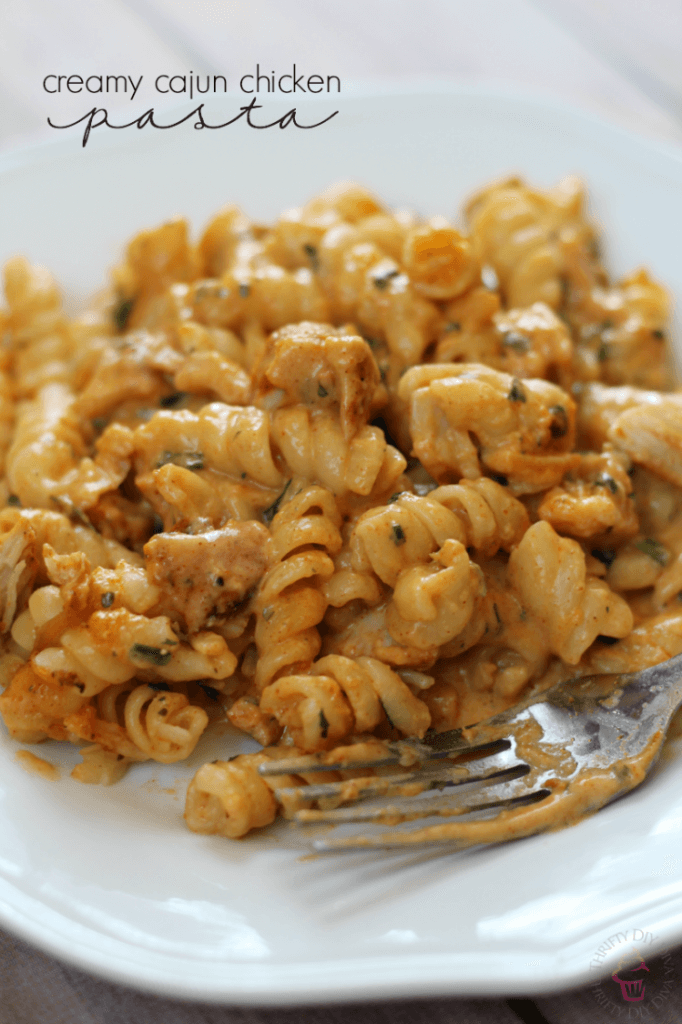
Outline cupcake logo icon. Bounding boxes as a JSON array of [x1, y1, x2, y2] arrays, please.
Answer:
[[589, 928, 677, 1021], [611, 948, 649, 1002]]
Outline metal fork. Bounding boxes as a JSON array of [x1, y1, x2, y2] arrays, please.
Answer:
[[258, 653, 682, 850]]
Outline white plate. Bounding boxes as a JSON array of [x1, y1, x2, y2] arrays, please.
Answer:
[[1, 86, 682, 1005]]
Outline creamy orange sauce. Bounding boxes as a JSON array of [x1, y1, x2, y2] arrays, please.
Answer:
[[15, 749, 59, 781], [322, 730, 663, 848]]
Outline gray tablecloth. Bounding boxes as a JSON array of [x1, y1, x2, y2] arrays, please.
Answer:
[[1, 928, 680, 1024]]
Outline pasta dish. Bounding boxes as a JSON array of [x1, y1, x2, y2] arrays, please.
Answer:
[[0, 177, 679, 840]]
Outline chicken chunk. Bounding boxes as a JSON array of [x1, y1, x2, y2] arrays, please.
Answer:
[[144, 520, 268, 632]]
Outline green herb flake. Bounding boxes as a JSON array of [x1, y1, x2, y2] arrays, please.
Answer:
[[597, 343, 609, 362], [160, 391, 187, 408], [318, 709, 330, 740], [262, 606, 275, 621], [263, 479, 292, 524], [303, 243, 319, 272], [594, 473, 618, 494], [652, 329, 665, 340], [635, 538, 669, 566], [199, 683, 221, 701], [591, 548, 616, 569], [503, 330, 530, 353], [317, 383, 328, 398], [238, 283, 250, 298], [388, 492, 404, 503], [364, 336, 380, 351], [7, 495, 20, 507], [92, 417, 108, 432], [548, 405, 568, 439], [130, 644, 172, 667], [373, 268, 399, 290], [113, 296, 135, 332], [392, 523, 406, 546], [101, 591, 116, 609], [50, 495, 93, 529], [444, 321, 461, 332], [507, 378, 526, 403]]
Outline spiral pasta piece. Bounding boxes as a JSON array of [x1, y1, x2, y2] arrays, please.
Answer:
[[465, 175, 590, 310], [568, 265, 671, 390], [254, 321, 406, 497], [436, 291, 572, 375], [58, 608, 237, 687], [260, 653, 431, 752], [0, 661, 88, 741], [6, 384, 86, 508], [133, 404, 283, 489], [3, 257, 76, 397], [123, 684, 208, 763], [132, 403, 285, 527], [167, 259, 331, 338], [399, 363, 579, 493], [0, 508, 142, 635], [351, 483, 528, 584], [72, 329, 183, 423], [607, 396, 682, 488], [402, 218, 480, 299], [184, 752, 279, 838], [317, 226, 438, 369], [253, 485, 342, 690], [538, 449, 638, 545], [429, 479, 530, 557], [508, 521, 633, 665], [111, 218, 200, 331], [0, 352, 14, 479], [385, 539, 485, 650]]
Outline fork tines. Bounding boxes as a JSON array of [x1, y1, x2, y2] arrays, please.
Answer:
[[257, 734, 511, 777], [254, 731, 538, 849]]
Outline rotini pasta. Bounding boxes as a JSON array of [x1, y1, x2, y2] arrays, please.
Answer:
[[0, 176, 679, 843], [251, 484, 342, 691]]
